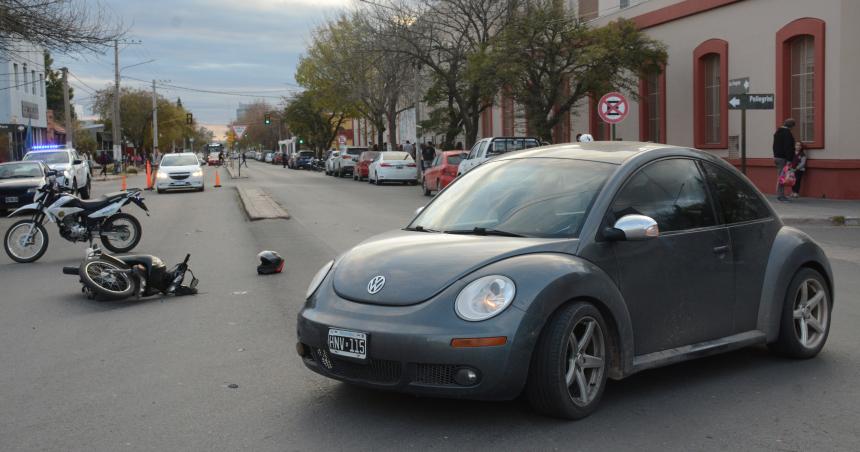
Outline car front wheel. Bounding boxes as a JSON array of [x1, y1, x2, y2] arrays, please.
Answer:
[[769, 268, 832, 359], [527, 301, 608, 420]]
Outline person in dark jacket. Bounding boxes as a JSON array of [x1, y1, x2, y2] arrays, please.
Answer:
[[772, 118, 796, 201]]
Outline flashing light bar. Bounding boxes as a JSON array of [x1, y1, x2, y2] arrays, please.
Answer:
[[30, 144, 66, 150]]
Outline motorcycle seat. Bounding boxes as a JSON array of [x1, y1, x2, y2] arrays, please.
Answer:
[[72, 192, 128, 211]]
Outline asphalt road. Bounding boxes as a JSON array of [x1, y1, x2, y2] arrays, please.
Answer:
[[1, 161, 859, 451]]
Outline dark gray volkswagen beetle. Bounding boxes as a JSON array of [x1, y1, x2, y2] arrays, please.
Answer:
[[297, 142, 833, 419]]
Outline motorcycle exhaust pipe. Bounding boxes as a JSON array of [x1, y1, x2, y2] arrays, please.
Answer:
[[62, 266, 79, 275]]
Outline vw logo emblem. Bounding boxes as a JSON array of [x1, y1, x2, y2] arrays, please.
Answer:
[[367, 275, 386, 294]]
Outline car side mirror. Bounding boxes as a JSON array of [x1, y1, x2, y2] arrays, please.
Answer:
[[605, 214, 659, 241], [415, 206, 425, 216], [45, 169, 58, 177], [72, 159, 83, 165]]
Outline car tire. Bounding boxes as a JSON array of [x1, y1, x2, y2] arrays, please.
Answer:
[[157, 188, 163, 194], [79, 178, 92, 199], [527, 301, 609, 420], [768, 267, 832, 359], [72, 178, 78, 196], [436, 179, 442, 193]]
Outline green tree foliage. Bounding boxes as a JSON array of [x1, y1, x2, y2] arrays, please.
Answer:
[[43, 51, 74, 123], [495, 2, 667, 142], [283, 91, 346, 155]]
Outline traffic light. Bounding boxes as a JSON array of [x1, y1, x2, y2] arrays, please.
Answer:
[[298, 138, 304, 144], [186, 113, 193, 125], [264, 113, 271, 125]]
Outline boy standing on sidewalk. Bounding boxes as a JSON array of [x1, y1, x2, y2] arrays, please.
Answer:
[[772, 118, 796, 202]]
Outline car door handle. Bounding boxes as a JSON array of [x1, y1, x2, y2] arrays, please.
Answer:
[[712, 245, 729, 255]]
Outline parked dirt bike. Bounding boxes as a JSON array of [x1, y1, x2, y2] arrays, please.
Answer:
[[63, 245, 199, 301], [4, 174, 149, 263]]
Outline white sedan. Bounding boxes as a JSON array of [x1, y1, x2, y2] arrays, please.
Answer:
[[156, 153, 204, 193], [368, 151, 417, 185]]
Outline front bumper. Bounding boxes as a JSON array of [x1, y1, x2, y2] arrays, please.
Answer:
[[156, 175, 203, 190], [296, 278, 532, 400], [0, 191, 35, 209]]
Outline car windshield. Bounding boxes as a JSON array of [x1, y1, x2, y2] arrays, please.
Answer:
[[300, 151, 314, 157], [23, 151, 69, 164], [410, 158, 614, 238], [446, 155, 462, 165], [382, 151, 411, 161], [161, 155, 199, 166], [0, 163, 42, 179], [346, 148, 365, 156]]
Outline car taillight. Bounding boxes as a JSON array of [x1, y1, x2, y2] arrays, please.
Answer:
[[406, 163, 416, 167], [342, 155, 351, 160], [380, 163, 392, 167]]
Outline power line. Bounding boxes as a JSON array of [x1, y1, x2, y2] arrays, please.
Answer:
[[123, 75, 298, 99], [67, 71, 102, 94]]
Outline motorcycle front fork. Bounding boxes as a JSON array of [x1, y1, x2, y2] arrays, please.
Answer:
[[23, 214, 45, 245]]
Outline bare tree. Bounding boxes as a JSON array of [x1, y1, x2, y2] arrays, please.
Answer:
[[0, 0, 124, 55]]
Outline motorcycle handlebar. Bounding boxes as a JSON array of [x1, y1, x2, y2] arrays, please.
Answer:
[[183, 254, 190, 265]]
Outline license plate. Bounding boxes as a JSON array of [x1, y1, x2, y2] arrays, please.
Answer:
[[327, 328, 367, 360], [396, 165, 404, 169], [5, 196, 18, 203]]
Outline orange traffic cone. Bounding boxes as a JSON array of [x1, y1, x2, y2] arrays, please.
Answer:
[[121, 173, 127, 191], [144, 161, 153, 190], [214, 169, 221, 188]]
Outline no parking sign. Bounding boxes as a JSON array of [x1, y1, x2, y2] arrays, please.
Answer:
[[597, 92, 629, 124]]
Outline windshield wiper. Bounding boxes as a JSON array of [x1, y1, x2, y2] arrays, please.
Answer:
[[444, 227, 525, 237], [405, 225, 439, 233]]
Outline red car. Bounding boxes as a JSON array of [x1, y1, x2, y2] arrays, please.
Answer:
[[207, 154, 220, 166], [353, 150, 379, 181], [422, 150, 462, 196]]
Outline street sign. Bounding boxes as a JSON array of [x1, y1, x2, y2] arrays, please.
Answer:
[[729, 77, 750, 95], [728, 93, 774, 110], [232, 125, 247, 140], [597, 92, 629, 124], [338, 134, 347, 145]]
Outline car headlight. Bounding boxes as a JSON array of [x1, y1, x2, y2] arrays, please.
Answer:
[[306, 260, 334, 299], [63, 170, 71, 179], [192, 169, 203, 177], [157, 171, 169, 179], [455, 275, 516, 321]]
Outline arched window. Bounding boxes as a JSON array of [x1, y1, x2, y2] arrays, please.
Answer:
[[639, 69, 666, 143], [693, 39, 728, 149], [776, 18, 825, 148]]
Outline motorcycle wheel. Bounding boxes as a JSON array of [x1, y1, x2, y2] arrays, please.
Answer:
[[100, 213, 142, 253], [79, 259, 135, 300], [4, 220, 49, 263]]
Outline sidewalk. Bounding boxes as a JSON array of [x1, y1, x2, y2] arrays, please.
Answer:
[[768, 195, 860, 226]]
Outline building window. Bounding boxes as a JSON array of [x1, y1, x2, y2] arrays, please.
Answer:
[[639, 69, 666, 143], [620, 0, 630, 9], [31, 70, 36, 95], [703, 55, 720, 143], [578, 0, 598, 20], [776, 18, 825, 149], [39, 73, 44, 97], [693, 39, 728, 149], [13, 63, 19, 89], [22, 64, 28, 90]]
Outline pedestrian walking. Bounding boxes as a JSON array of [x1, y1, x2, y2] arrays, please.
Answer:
[[240, 151, 247, 168], [98, 153, 108, 179], [772, 118, 796, 202], [791, 142, 808, 198], [422, 142, 435, 172], [403, 140, 415, 159]]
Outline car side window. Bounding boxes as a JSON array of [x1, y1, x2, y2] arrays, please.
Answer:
[[611, 159, 717, 233], [467, 142, 481, 159], [701, 162, 771, 224]]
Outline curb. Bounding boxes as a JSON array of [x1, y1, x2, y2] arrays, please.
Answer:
[[780, 216, 860, 226], [226, 165, 249, 179], [236, 187, 290, 221]]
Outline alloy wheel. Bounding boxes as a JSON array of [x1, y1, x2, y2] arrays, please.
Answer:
[[565, 316, 606, 407], [792, 278, 830, 350]]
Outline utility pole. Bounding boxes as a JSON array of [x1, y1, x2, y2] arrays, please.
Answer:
[[112, 40, 121, 172], [151, 79, 158, 161], [60, 67, 72, 148]]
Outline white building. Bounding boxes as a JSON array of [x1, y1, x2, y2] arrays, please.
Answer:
[[0, 41, 49, 162]]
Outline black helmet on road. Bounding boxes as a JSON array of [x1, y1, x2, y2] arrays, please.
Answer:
[[257, 250, 284, 274]]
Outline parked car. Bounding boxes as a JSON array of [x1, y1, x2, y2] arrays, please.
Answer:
[[0, 161, 52, 215], [292, 151, 316, 170], [368, 151, 417, 185], [264, 152, 274, 163], [332, 147, 367, 178], [298, 142, 834, 420], [273, 152, 284, 165], [23, 146, 92, 199], [156, 152, 204, 193], [422, 150, 463, 196], [353, 150, 379, 181], [324, 151, 340, 176], [457, 137, 541, 176]]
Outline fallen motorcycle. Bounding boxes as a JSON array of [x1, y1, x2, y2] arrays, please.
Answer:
[[63, 246, 198, 301]]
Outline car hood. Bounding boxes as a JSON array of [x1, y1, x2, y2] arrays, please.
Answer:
[[332, 230, 575, 306], [162, 165, 200, 173], [46, 163, 70, 171], [0, 177, 44, 188]]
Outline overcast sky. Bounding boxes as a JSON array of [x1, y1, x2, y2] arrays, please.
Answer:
[[55, 0, 351, 139]]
